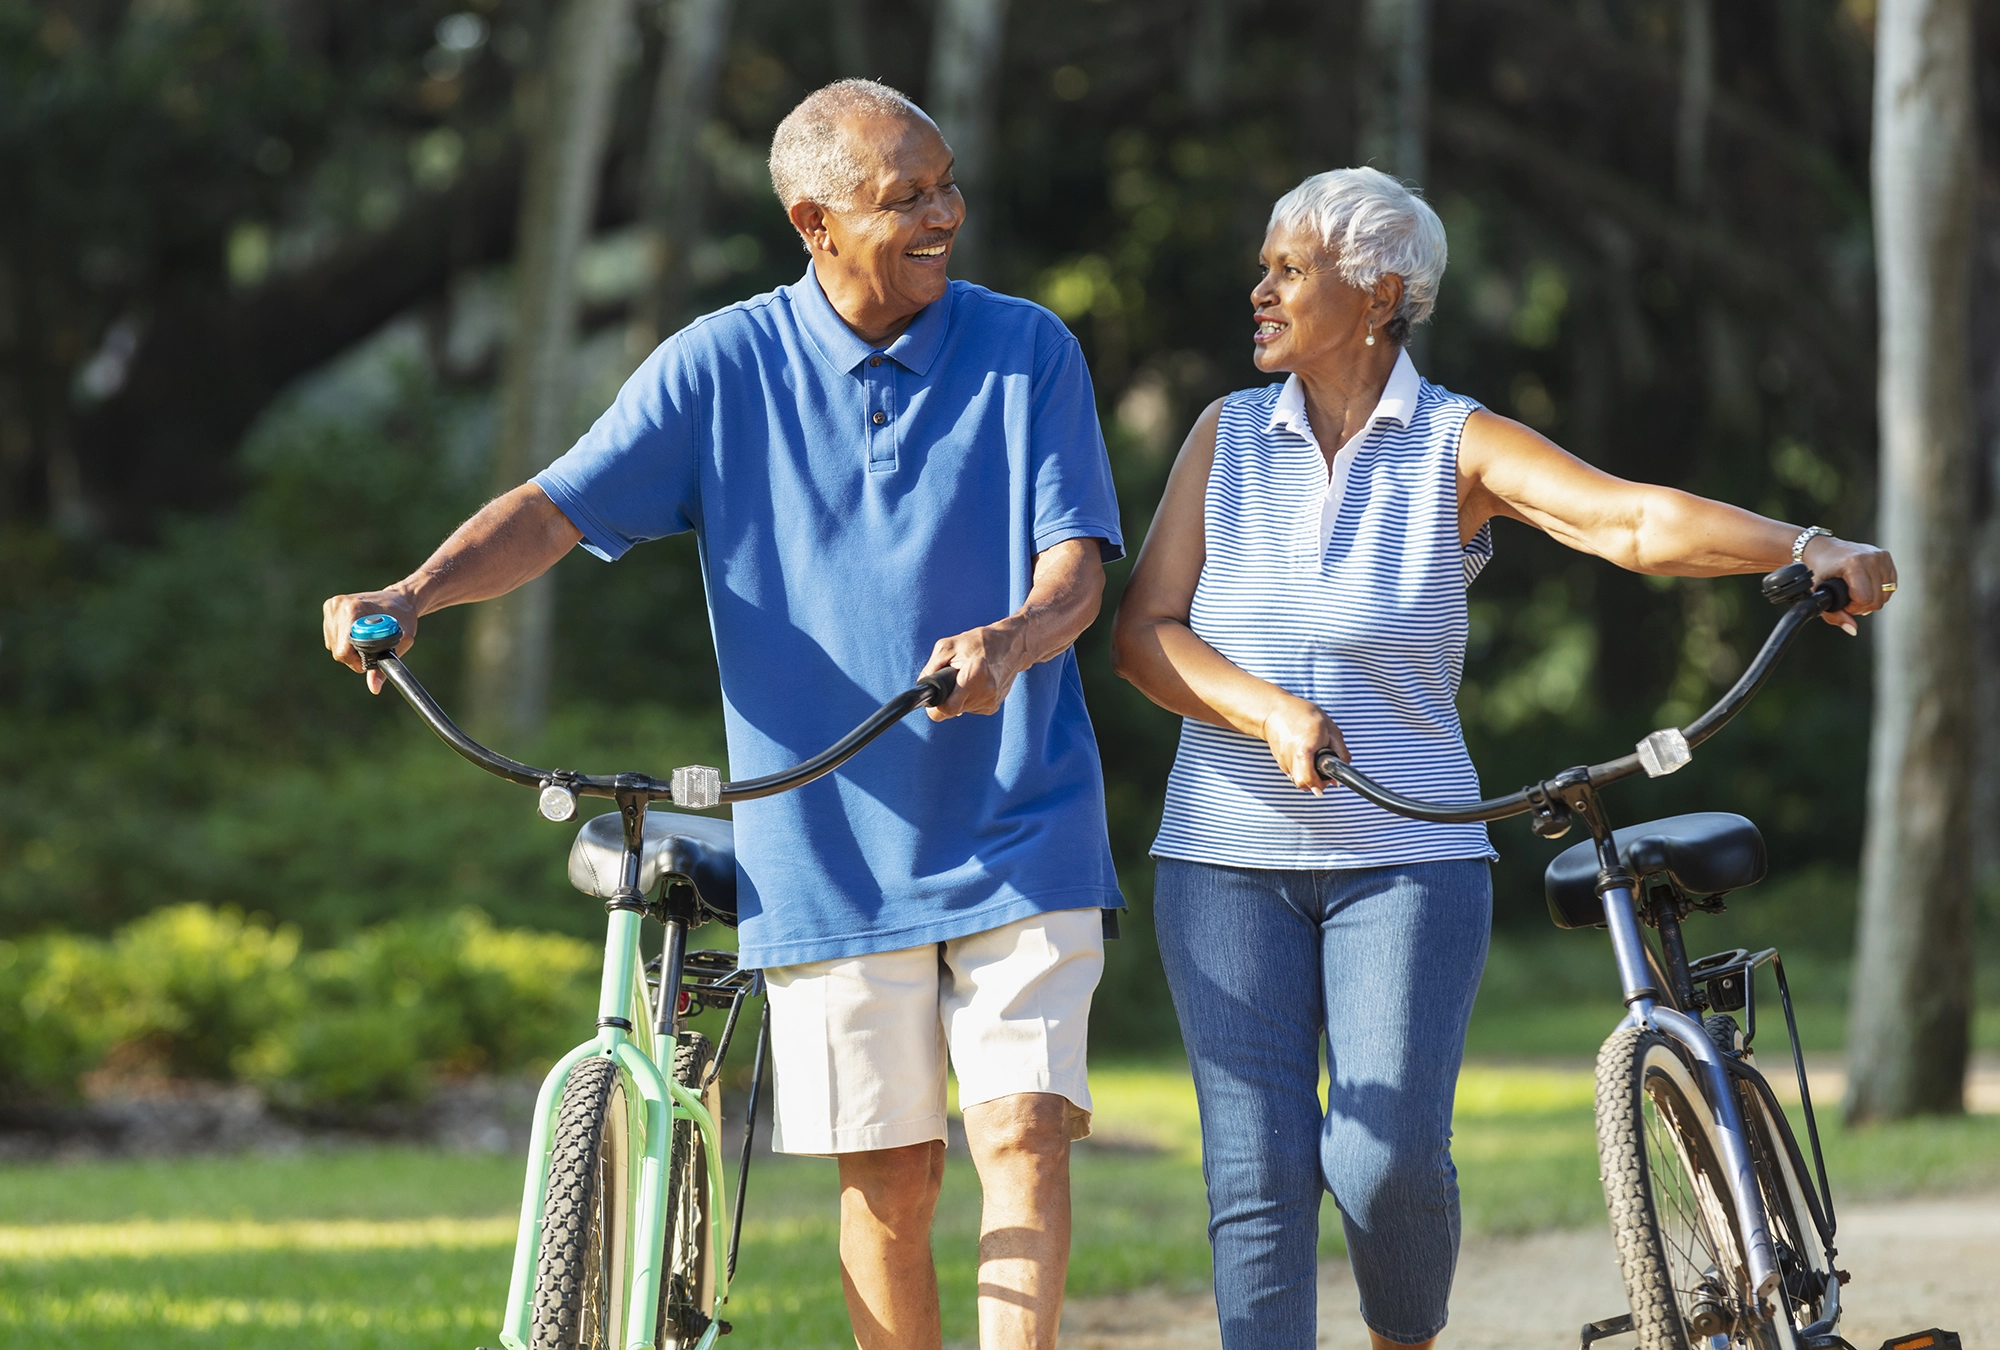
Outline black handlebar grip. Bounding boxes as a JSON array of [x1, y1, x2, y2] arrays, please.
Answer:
[[917, 667, 959, 708], [1816, 575, 1851, 613], [1314, 749, 1342, 781]]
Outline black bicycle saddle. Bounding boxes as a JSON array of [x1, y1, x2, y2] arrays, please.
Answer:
[[1543, 812, 1765, 930], [567, 809, 739, 926]]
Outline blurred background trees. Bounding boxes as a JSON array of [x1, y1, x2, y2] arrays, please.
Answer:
[[3, 0, 1996, 1103]]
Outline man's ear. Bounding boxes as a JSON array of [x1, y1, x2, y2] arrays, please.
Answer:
[[788, 199, 835, 255]]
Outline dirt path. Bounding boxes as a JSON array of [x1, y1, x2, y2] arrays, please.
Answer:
[[1060, 1191, 2000, 1349]]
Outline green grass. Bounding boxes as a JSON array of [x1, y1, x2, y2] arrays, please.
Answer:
[[4, 1059, 1997, 1349]]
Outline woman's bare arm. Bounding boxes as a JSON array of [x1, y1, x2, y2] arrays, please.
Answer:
[[1110, 400, 1349, 790], [1457, 411, 1896, 630]]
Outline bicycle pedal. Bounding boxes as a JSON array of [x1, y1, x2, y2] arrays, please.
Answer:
[[1578, 1313, 1633, 1348], [717, 1321, 733, 1335], [1877, 1332, 1960, 1350]]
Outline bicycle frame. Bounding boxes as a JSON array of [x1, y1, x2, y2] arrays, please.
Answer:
[[497, 790, 733, 1350]]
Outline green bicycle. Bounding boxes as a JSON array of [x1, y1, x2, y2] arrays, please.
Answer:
[[347, 613, 953, 1350]]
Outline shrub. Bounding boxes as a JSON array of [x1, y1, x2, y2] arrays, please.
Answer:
[[1, 905, 598, 1110], [241, 910, 598, 1109]]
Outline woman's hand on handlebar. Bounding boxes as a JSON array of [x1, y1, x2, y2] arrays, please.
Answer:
[[1260, 694, 1349, 794], [1799, 535, 1896, 635], [323, 589, 418, 694]]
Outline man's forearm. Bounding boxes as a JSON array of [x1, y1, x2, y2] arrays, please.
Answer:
[[922, 537, 1106, 719], [394, 484, 582, 614], [991, 538, 1104, 668]]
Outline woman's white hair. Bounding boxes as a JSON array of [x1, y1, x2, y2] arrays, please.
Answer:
[[769, 78, 926, 214], [1268, 167, 1448, 345]]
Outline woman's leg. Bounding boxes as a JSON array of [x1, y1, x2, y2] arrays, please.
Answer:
[[1154, 859, 1328, 1350], [1317, 859, 1492, 1346]]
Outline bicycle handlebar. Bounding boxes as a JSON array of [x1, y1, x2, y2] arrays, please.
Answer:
[[347, 613, 957, 811], [1310, 565, 1851, 827]]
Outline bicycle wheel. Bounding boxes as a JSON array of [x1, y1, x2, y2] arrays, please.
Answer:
[[1730, 1049, 1835, 1335], [532, 1055, 634, 1350], [655, 1032, 719, 1349], [1597, 1026, 1777, 1350]]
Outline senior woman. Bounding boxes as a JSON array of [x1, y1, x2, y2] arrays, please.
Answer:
[[1110, 167, 1894, 1350]]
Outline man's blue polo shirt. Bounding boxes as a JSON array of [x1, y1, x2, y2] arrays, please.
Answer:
[[534, 266, 1126, 969]]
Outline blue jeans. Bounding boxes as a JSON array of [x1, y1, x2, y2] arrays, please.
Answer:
[[1154, 857, 1492, 1347]]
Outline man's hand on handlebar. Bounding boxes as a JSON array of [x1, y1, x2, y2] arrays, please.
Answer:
[[324, 589, 418, 694], [1259, 693, 1350, 794], [921, 621, 1031, 721], [1799, 534, 1896, 636]]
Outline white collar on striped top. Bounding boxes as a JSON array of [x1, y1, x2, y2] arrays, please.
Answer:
[[1266, 346, 1420, 444], [1266, 348, 1422, 558]]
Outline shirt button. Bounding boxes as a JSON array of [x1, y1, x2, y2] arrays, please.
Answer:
[[868, 356, 883, 368], [872, 411, 887, 425]]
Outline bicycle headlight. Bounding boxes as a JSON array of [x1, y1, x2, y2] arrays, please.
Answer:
[[538, 781, 578, 822]]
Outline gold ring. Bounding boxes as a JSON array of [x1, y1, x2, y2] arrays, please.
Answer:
[[1881, 582, 1897, 593]]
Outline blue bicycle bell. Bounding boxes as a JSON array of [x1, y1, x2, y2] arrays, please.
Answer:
[[349, 613, 402, 655]]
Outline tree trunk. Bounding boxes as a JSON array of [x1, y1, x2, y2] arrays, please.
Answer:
[[463, 0, 634, 743], [1972, 168, 2000, 907], [1358, 0, 1430, 184], [1845, 0, 1978, 1123], [927, 0, 1010, 282], [636, 0, 735, 347]]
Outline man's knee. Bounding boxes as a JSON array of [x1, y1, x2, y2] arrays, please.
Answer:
[[962, 1091, 1070, 1172], [839, 1140, 945, 1230]]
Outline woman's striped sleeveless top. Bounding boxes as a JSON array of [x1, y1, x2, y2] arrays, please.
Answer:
[[1150, 373, 1499, 869]]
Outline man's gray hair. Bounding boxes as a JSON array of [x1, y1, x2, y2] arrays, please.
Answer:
[[769, 78, 926, 213], [1268, 168, 1448, 345]]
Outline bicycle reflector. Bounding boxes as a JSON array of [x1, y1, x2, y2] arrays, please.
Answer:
[[673, 765, 722, 809], [1879, 1333, 1961, 1350], [1636, 727, 1692, 777]]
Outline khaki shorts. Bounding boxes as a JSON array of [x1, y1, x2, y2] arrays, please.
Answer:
[[763, 907, 1105, 1155]]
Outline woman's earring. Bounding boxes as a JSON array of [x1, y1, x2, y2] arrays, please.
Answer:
[[1364, 324, 1376, 347]]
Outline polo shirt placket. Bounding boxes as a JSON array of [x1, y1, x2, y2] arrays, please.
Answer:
[[864, 353, 897, 472]]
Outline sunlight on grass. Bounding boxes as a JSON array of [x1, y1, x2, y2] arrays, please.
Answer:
[[0, 1216, 514, 1260], [3, 1061, 1996, 1348]]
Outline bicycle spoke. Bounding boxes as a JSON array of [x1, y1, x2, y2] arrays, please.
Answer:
[[1643, 1079, 1733, 1326]]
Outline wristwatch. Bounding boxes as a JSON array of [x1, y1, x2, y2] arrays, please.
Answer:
[[1791, 525, 1832, 565]]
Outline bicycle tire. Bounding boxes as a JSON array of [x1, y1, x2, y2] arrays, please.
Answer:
[[656, 1032, 719, 1349], [1597, 1026, 1780, 1350], [532, 1055, 634, 1350]]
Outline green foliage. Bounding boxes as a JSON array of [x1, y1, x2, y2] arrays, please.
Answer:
[[1, 905, 597, 1110], [0, 0, 1961, 1062], [240, 910, 598, 1109]]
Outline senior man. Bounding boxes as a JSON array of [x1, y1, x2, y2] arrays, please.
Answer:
[[323, 79, 1123, 1350]]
